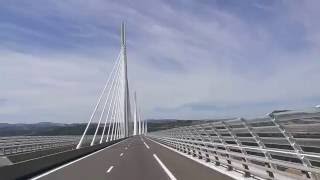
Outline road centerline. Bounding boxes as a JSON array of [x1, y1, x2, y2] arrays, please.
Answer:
[[106, 166, 114, 173], [143, 142, 150, 149], [153, 154, 177, 180]]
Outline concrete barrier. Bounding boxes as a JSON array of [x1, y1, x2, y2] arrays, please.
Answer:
[[0, 138, 125, 180], [0, 157, 12, 167]]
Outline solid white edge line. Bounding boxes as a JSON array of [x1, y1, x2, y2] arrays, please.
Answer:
[[31, 138, 129, 180], [143, 142, 150, 149], [145, 137, 255, 180], [106, 166, 114, 173], [120, 153, 124, 157], [153, 154, 177, 180]]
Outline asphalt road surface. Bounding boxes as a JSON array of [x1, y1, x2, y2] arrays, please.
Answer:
[[32, 136, 233, 180]]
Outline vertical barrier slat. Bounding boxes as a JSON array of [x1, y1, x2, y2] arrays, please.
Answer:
[[241, 118, 276, 178], [269, 114, 316, 180]]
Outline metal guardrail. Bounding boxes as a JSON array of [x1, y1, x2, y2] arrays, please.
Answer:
[[148, 107, 320, 180], [0, 135, 106, 156]]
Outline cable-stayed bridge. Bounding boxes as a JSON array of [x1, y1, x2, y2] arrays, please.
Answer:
[[0, 23, 320, 180]]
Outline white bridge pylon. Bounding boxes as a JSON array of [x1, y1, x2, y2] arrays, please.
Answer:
[[76, 23, 147, 149], [133, 92, 147, 136]]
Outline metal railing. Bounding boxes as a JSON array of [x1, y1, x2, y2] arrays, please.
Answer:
[[0, 135, 105, 156], [148, 107, 320, 180]]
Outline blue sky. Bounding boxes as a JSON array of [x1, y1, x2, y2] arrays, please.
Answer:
[[0, 0, 319, 123]]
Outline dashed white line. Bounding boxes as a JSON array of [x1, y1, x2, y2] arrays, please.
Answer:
[[153, 154, 177, 180], [31, 139, 129, 180], [106, 166, 114, 173], [143, 142, 150, 149], [120, 153, 124, 157]]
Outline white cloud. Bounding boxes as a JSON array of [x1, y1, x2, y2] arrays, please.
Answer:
[[0, 0, 319, 123]]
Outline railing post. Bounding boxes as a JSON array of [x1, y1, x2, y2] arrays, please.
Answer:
[[209, 123, 233, 171], [269, 114, 317, 180], [241, 118, 276, 178], [198, 123, 216, 163], [175, 129, 183, 152], [184, 127, 198, 157], [180, 128, 193, 155], [188, 126, 203, 159], [221, 121, 251, 177]]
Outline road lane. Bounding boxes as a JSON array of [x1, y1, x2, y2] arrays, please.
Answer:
[[107, 137, 169, 180], [34, 138, 132, 180], [34, 137, 169, 180], [33, 136, 233, 180]]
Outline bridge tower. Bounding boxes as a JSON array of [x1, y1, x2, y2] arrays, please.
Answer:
[[76, 22, 133, 149], [121, 22, 131, 137], [133, 92, 138, 135]]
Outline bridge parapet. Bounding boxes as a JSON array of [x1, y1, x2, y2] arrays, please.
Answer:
[[0, 135, 102, 156], [148, 107, 320, 180]]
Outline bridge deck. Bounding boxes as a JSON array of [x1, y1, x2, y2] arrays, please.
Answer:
[[32, 136, 233, 180]]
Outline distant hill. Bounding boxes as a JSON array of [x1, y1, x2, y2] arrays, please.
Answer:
[[0, 122, 91, 136], [147, 119, 205, 132], [0, 119, 205, 136]]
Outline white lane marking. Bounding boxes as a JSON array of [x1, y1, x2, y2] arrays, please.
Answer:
[[143, 142, 150, 149], [153, 154, 177, 180], [31, 139, 129, 180], [120, 153, 124, 157], [146, 137, 243, 180], [106, 166, 114, 173]]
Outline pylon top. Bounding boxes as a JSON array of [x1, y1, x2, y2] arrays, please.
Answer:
[[121, 22, 126, 47]]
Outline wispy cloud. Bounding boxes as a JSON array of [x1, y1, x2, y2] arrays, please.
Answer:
[[0, 0, 319, 123]]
